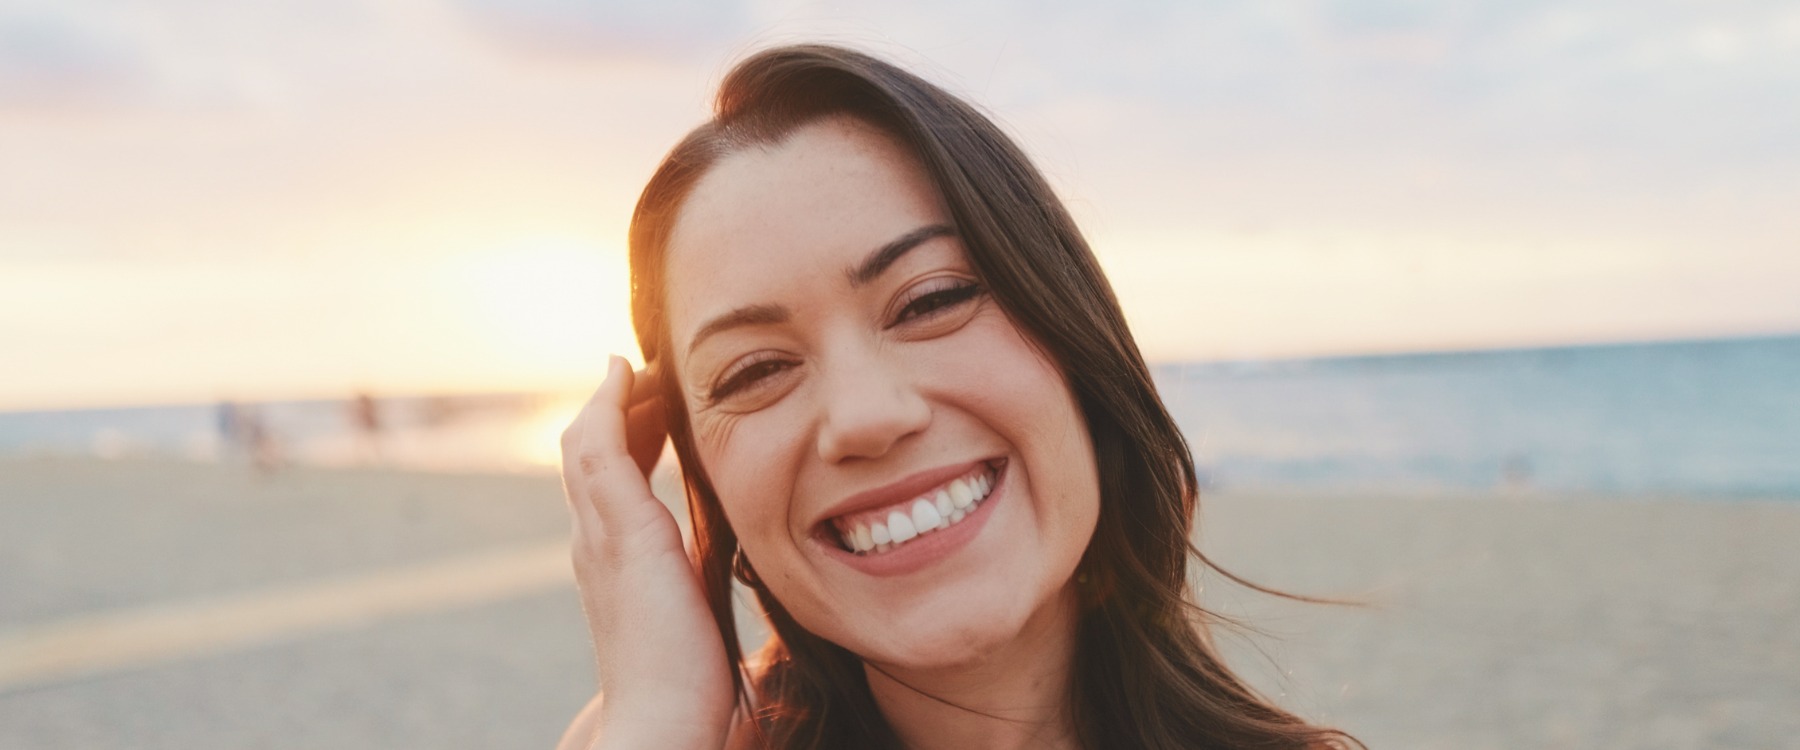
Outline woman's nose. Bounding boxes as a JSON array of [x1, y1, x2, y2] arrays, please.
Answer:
[[814, 350, 931, 464]]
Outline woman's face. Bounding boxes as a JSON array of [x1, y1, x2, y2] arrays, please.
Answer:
[[663, 116, 1100, 669]]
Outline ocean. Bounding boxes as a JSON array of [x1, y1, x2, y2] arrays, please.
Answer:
[[1156, 334, 1800, 497], [3, 334, 1796, 497]]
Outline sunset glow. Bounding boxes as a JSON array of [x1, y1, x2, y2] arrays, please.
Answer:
[[454, 237, 642, 376], [4, 2, 1797, 410]]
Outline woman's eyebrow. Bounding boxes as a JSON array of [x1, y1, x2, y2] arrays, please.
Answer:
[[687, 224, 955, 356], [847, 224, 956, 287], [687, 303, 789, 356]]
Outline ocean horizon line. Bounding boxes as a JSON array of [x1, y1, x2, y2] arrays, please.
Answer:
[[8, 329, 1798, 416]]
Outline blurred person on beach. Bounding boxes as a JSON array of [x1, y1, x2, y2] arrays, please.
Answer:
[[350, 392, 384, 466], [217, 399, 281, 474], [216, 400, 241, 462], [556, 45, 1360, 750], [242, 404, 284, 476]]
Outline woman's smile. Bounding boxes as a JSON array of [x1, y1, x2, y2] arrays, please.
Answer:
[[811, 457, 1007, 577], [822, 458, 998, 554]]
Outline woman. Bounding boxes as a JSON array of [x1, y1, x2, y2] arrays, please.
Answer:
[[558, 44, 1360, 749]]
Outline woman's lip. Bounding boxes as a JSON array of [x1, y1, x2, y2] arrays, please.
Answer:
[[814, 459, 1007, 577], [811, 457, 1001, 530]]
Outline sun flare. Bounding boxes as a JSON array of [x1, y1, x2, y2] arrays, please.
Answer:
[[515, 394, 590, 470], [456, 236, 644, 383]]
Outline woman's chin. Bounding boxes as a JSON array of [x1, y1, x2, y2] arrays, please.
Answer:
[[822, 567, 1083, 673], [840, 601, 1035, 672], [855, 629, 1008, 672]]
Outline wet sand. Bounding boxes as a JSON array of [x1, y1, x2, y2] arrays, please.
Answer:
[[2, 459, 1795, 748]]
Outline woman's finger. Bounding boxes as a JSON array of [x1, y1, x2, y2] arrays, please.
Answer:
[[562, 356, 660, 533]]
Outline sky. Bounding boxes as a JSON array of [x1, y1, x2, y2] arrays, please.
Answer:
[[3, 0, 1798, 410]]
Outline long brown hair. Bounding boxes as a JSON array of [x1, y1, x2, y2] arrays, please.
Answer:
[[629, 44, 1361, 749]]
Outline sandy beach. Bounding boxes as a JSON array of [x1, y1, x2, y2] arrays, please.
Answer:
[[2, 459, 1795, 749]]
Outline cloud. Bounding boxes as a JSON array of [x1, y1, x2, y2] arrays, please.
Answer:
[[1, 0, 1796, 392], [0, 7, 148, 110], [450, 0, 752, 60]]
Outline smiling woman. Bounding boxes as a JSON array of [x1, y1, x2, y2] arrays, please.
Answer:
[[555, 45, 1362, 750]]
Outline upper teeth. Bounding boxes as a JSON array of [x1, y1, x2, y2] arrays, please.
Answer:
[[836, 466, 996, 555]]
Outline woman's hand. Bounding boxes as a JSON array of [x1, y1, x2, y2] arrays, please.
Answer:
[[560, 356, 734, 750]]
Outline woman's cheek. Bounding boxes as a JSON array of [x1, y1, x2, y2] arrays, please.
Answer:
[[702, 410, 804, 545]]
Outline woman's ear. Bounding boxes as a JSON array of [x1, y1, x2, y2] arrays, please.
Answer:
[[626, 365, 668, 476]]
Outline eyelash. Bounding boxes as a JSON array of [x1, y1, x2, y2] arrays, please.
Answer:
[[887, 279, 984, 328], [706, 279, 986, 404], [707, 352, 792, 403]]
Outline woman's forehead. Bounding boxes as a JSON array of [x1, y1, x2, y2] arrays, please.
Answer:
[[670, 117, 940, 251], [661, 118, 951, 358]]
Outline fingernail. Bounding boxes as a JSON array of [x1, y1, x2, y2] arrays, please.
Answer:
[[604, 354, 625, 382]]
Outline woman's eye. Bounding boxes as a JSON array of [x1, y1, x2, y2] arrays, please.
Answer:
[[707, 356, 792, 403], [890, 280, 984, 327]]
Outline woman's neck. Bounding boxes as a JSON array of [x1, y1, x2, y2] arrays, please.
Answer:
[[862, 584, 1082, 750]]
